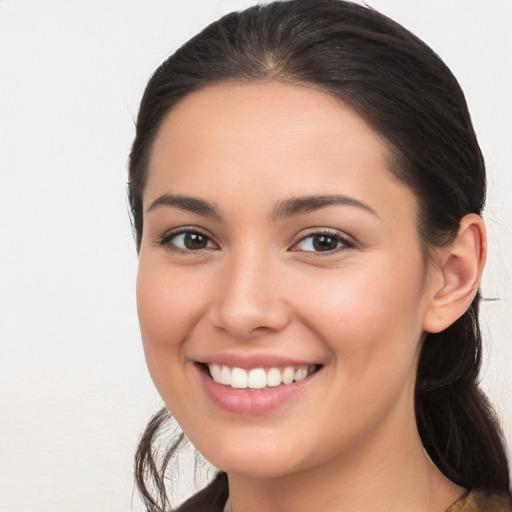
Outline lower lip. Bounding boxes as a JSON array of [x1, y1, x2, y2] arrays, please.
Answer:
[[197, 365, 317, 415]]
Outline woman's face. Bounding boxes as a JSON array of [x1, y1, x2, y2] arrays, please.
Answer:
[[137, 82, 439, 478]]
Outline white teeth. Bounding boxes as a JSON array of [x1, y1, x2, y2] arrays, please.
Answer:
[[231, 367, 248, 389], [281, 367, 295, 385], [220, 365, 231, 385], [209, 363, 222, 383], [248, 368, 267, 389], [294, 368, 309, 382], [266, 368, 282, 387], [207, 364, 317, 389]]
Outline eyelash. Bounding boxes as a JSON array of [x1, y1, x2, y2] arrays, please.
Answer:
[[157, 228, 217, 254], [291, 229, 356, 254], [157, 228, 356, 255]]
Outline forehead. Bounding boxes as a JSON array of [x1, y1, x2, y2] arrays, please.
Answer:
[[145, 82, 415, 220], [150, 81, 391, 166]]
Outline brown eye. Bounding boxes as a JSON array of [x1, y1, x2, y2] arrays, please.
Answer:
[[293, 232, 354, 253], [183, 232, 208, 249], [311, 234, 339, 251], [159, 230, 216, 251]]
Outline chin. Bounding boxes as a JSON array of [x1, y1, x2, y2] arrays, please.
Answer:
[[212, 453, 304, 480], [187, 426, 320, 480]]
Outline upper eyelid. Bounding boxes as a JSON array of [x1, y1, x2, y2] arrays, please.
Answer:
[[158, 226, 218, 247], [160, 225, 212, 237], [293, 227, 355, 243], [289, 228, 357, 253]]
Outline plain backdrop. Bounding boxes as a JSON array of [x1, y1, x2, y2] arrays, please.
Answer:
[[0, 1, 511, 511]]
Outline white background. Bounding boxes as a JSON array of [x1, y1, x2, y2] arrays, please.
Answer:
[[0, 1, 511, 511]]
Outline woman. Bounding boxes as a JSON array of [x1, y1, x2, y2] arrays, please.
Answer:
[[129, 1, 512, 510]]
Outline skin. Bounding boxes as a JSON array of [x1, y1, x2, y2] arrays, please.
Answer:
[[136, 82, 483, 512]]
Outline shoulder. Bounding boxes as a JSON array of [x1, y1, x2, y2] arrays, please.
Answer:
[[447, 491, 512, 512]]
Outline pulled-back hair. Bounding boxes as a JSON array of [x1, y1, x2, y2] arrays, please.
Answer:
[[129, 1, 511, 509]]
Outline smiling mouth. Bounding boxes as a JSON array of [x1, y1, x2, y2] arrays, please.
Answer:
[[201, 363, 322, 390]]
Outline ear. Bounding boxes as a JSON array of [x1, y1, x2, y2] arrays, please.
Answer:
[[423, 214, 486, 333]]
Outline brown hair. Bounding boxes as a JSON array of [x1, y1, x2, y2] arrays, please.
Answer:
[[129, 1, 511, 509]]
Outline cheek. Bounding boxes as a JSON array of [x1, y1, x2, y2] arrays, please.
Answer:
[[136, 261, 205, 388], [291, 262, 427, 445], [294, 258, 427, 371], [137, 260, 201, 339]]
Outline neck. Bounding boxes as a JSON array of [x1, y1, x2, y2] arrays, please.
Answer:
[[226, 410, 463, 512]]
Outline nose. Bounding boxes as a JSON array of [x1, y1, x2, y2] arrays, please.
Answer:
[[209, 252, 291, 339]]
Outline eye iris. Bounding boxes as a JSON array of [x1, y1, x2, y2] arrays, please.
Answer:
[[184, 232, 207, 249], [312, 234, 338, 251]]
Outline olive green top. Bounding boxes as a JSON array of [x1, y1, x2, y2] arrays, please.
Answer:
[[446, 491, 512, 512]]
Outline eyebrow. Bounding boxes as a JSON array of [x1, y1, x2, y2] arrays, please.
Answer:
[[146, 192, 377, 219], [146, 193, 221, 217], [272, 195, 378, 219]]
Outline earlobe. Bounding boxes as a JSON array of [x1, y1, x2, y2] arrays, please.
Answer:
[[423, 214, 486, 333]]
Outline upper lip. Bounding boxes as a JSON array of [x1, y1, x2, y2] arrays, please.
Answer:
[[196, 353, 322, 370]]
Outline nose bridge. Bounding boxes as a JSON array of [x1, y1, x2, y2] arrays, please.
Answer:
[[211, 245, 289, 338]]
